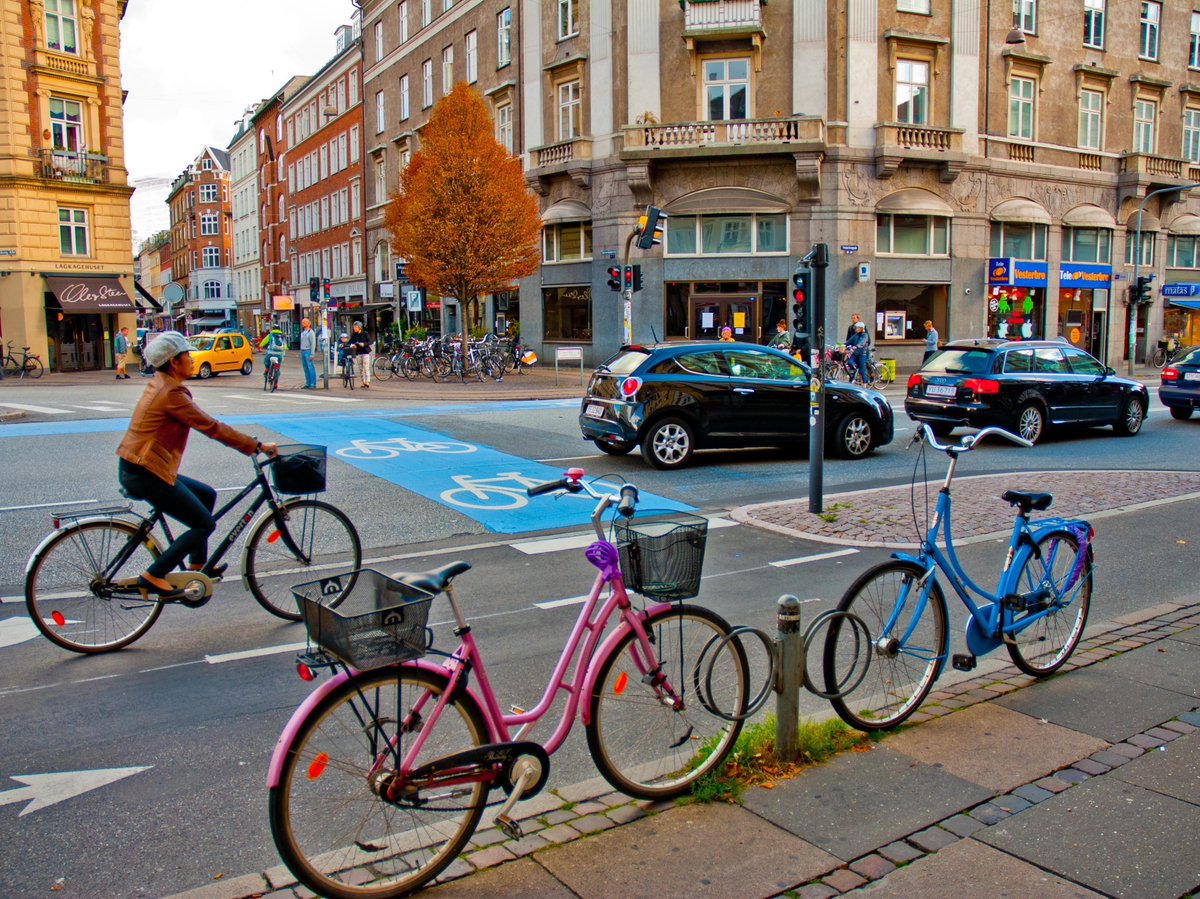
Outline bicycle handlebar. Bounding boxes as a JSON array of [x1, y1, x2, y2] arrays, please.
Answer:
[[525, 469, 640, 537], [912, 423, 1033, 454]]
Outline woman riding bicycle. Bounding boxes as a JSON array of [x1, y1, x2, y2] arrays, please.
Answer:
[[116, 331, 277, 600]]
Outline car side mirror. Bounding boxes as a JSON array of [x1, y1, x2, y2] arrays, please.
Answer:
[[1104, 366, 1115, 376]]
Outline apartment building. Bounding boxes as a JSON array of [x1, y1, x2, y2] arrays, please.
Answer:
[[281, 24, 368, 339], [166, 147, 234, 332], [229, 108, 263, 336], [356, 0, 1200, 368], [133, 230, 171, 326], [0, 0, 138, 373]]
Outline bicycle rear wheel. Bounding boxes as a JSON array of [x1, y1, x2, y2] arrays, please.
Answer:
[[372, 355, 394, 381], [1006, 531, 1092, 676], [244, 499, 361, 621], [586, 605, 747, 800], [269, 667, 490, 899], [23, 356, 44, 379], [825, 560, 948, 731], [25, 520, 163, 653]]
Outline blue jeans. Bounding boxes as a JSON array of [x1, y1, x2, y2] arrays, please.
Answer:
[[118, 460, 217, 577], [851, 352, 869, 383], [300, 350, 316, 387]]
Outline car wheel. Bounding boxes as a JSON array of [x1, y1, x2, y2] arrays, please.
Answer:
[[1169, 406, 1194, 421], [640, 417, 694, 470], [593, 439, 635, 456], [1114, 396, 1146, 436], [241, 359, 253, 376], [830, 413, 874, 459], [197, 362, 212, 379], [1015, 401, 1046, 445]]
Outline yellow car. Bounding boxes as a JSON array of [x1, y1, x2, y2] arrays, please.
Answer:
[[187, 332, 254, 379]]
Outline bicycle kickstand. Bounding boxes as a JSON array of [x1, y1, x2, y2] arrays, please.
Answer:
[[492, 756, 542, 840]]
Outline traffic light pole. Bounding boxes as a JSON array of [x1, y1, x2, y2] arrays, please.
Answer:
[[620, 229, 636, 344], [320, 301, 330, 389], [808, 243, 829, 514]]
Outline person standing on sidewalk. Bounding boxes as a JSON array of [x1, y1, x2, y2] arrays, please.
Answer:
[[923, 320, 939, 364], [299, 319, 317, 389], [349, 321, 371, 388], [114, 327, 131, 380]]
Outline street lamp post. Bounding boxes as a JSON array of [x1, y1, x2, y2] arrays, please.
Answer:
[[1128, 183, 1200, 376]]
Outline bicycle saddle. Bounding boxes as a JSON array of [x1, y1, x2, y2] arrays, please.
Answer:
[[1002, 490, 1053, 513], [394, 560, 472, 594]]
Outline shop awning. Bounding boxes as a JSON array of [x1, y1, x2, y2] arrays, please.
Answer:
[[133, 281, 162, 311], [876, 188, 954, 217], [990, 197, 1051, 225], [45, 275, 136, 313], [1169, 299, 1200, 310], [1168, 214, 1200, 235], [189, 315, 228, 328], [1062, 204, 1116, 229], [541, 199, 593, 222]]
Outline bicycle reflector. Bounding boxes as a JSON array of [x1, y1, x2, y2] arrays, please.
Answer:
[[296, 662, 315, 682], [619, 376, 642, 400]]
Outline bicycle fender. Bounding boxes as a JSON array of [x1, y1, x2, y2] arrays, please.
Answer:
[[578, 602, 673, 727], [888, 551, 925, 567]]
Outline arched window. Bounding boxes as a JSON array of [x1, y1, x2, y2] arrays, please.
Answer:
[[203, 280, 222, 299]]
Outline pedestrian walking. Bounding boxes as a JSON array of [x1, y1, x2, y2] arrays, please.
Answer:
[[923, 320, 939, 364], [299, 318, 317, 389], [845, 313, 863, 344], [114, 327, 131, 380], [768, 319, 791, 350], [718, 325, 735, 343], [349, 321, 372, 388]]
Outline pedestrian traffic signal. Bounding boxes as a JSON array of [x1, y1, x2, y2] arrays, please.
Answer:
[[606, 266, 622, 292], [623, 265, 634, 293], [309, 277, 319, 302], [323, 278, 331, 300], [790, 268, 810, 341], [635, 206, 667, 250], [1132, 275, 1154, 305], [631, 264, 644, 293]]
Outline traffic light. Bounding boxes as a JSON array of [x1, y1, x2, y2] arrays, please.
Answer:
[[309, 277, 319, 302], [323, 278, 331, 300], [790, 268, 811, 342], [622, 265, 634, 293], [606, 266, 622, 292], [1131, 275, 1154, 305], [635, 206, 667, 250], [631, 264, 644, 293]]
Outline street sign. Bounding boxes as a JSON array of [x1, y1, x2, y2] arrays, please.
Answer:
[[839, 244, 859, 254], [407, 290, 422, 312], [601, 249, 617, 259]]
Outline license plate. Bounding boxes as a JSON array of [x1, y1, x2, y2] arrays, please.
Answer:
[[925, 384, 957, 397], [1185, 373, 1200, 381], [584, 403, 606, 418]]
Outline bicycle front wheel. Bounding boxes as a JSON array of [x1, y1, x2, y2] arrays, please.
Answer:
[[372, 355, 394, 381], [1006, 531, 1092, 676], [825, 560, 948, 731], [24, 357, 45, 379], [269, 667, 490, 899], [25, 520, 163, 653], [586, 605, 747, 800], [244, 499, 361, 621]]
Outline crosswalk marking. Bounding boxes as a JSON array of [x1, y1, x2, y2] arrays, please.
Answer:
[[769, 548, 859, 567], [222, 392, 364, 404], [0, 402, 69, 415]]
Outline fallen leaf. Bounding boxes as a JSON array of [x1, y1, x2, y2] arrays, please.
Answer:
[[761, 782, 775, 789], [1177, 540, 1188, 546]]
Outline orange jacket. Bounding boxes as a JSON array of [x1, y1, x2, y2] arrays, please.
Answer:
[[116, 372, 259, 485]]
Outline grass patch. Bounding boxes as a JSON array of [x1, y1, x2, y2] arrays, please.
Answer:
[[685, 715, 869, 804], [816, 502, 847, 523]]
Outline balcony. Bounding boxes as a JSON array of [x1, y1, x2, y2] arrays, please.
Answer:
[[526, 137, 594, 194], [534, 137, 593, 168], [623, 116, 825, 156], [38, 149, 109, 184], [874, 124, 966, 181], [984, 137, 1121, 176], [1118, 152, 1200, 203], [682, 0, 763, 38]]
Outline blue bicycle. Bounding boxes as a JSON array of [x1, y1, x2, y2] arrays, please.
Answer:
[[824, 424, 1094, 731]]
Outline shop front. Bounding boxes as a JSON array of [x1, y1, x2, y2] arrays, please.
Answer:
[[43, 275, 138, 372], [1162, 283, 1200, 346], [1056, 262, 1111, 357], [663, 281, 786, 343], [987, 258, 1046, 340]]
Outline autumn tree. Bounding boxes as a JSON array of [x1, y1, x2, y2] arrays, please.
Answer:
[[385, 83, 541, 346]]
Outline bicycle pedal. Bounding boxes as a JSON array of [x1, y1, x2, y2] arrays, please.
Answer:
[[495, 814, 523, 841], [952, 654, 976, 672]]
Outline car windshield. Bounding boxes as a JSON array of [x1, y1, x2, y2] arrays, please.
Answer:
[[188, 337, 215, 351], [922, 348, 994, 375], [598, 349, 651, 375], [1177, 347, 1200, 366]]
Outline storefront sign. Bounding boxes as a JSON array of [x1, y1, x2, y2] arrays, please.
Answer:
[[272, 295, 294, 310], [989, 258, 1048, 288], [1059, 263, 1112, 287], [1162, 283, 1200, 297], [987, 258, 1014, 286], [379, 283, 395, 298], [45, 275, 135, 312]]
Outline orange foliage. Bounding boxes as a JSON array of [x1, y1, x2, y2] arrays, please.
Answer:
[[384, 84, 541, 338]]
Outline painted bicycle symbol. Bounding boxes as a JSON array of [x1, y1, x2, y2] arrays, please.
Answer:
[[336, 437, 477, 460], [439, 472, 620, 511]]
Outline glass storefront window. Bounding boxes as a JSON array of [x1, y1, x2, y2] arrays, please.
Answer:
[[542, 286, 591, 341], [756, 214, 787, 253], [1062, 227, 1111, 263], [701, 216, 752, 254], [667, 216, 697, 254], [666, 214, 788, 256], [1168, 235, 1200, 268], [876, 214, 950, 256], [874, 284, 947, 342], [990, 223, 1048, 260]]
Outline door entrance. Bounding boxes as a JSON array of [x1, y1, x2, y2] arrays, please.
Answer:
[[47, 314, 104, 372], [691, 296, 757, 342]]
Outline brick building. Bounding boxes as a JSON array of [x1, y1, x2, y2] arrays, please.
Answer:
[[166, 147, 234, 332]]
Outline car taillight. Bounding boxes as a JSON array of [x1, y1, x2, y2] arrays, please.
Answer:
[[962, 378, 1000, 396], [906, 373, 921, 390], [1161, 367, 1179, 382], [620, 376, 642, 400]]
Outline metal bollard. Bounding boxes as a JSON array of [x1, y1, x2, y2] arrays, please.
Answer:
[[774, 594, 803, 763]]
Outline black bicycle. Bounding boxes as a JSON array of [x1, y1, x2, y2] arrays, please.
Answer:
[[3, 341, 44, 379], [25, 445, 361, 653]]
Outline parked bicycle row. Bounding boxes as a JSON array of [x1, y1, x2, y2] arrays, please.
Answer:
[[367, 334, 536, 384]]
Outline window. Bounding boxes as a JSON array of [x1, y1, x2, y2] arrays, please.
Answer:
[[1083, 0, 1105, 47], [200, 212, 219, 236], [349, 69, 358, 106], [990, 222, 1048, 259], [351, 180, 361, 218], [421, 0, 431, 27], [1079, 89, 1103, 150], [44, 0, 77, 53], [1140, 1, 1160, 60], [1008, 76, 1035, 140], [465, 31, 477, 83], [199, 184, 217, 203], [375, 158, 386, 204], [203, 280, 222, 299], [703, 59, 749, 121], [665, 214, 788, 255], [400, 75, 410, 120], [48, 96, 83, 151], [497, 8, 512, 67], [895, 59, 928, 124], [1192, 13, 1200, 69], [399, 1, 408, 43], [1062, 227, 1111, 263], [558, 0, 578, 39], [543, 286, 591, 340], [442, 46, 453, 95], [201, 157, 212, 171], [557, 79, 581, 140], [58, 207, 87, 255], [350, 125, 360, 162], [876, 214, 950, 255], [443, 0, 453, 10], [543, 222, 592, 262], [202, 246, 221, 268], [897, 0, 930, 12], [496, 102, 513, 154], [422, 59, 433, 107], [1126, 230, 1154, 266], [375, 91, 385, 134], [1014, 0, 1036, 34], [374, 21, 384, 63], [1134, 98, 1156, 154], [1169, 235, 1200, 268], [1184, 109, 1200, 163]]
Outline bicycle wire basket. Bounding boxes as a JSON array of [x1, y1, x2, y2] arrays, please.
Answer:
[[291, 569, 433, 669], [272, 444, 327, 494], [613, 510, 708, 600]]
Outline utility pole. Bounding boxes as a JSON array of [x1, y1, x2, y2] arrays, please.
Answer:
[[807, 243, 829, 513]]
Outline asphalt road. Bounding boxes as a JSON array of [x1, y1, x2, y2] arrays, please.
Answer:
[[0, 379, 1197, 896]]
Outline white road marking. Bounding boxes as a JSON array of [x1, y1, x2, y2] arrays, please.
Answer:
[[511, 516, 738, 556], [770, 548, 860, 567], [0, 618, 41, 648], [0, 402, 69, 415], [535, 454, 605, 463], [205, 642, 307, 664], [222, 392, 363, 404], [0, 767, 152, 817], [533, 594, 592, 609]]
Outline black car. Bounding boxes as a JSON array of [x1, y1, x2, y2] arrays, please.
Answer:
[[1159, 346, 1200, 420], [578, 342, 894, 469], [904, 338, 1149, 444]]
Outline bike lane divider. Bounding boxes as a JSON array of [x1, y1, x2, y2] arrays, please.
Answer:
[[264, 414, 692, 533]]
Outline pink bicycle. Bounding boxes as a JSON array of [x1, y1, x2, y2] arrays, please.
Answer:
[[267, 469, 750, 897]]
